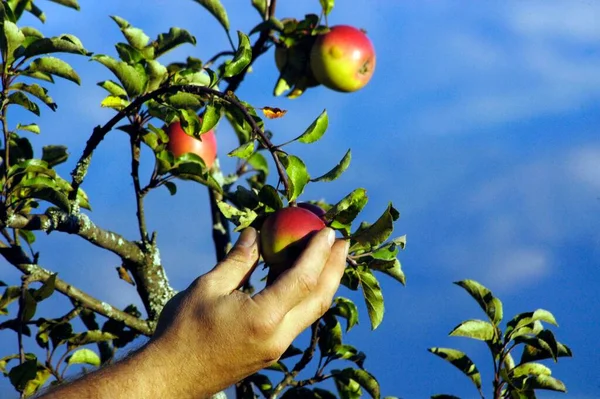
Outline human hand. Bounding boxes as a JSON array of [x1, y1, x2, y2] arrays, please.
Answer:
[[146, 226, 349, 398]]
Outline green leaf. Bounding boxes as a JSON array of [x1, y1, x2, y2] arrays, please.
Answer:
[[192, 0, 230, 31], [163, 181, 177, 196], [428, 348, 482, 390], [258, 185, 282, 212], [32, 274, 56, 302], [22, 365, 50, 397], [16, 123, 40, 134], [165, 92, 204, 110], [115, 42, 144, 64], [324, 188, 368, 231], [228, 141, 255, 160], [358, 268, 384, 330], [201, 102, 222, 134], [312, 149, 351, 182], [25, 56, 80, 84], [7, 92, 40, 115], [505, 309, 558, 341], [515, 330, 559, 362], [248, 151, 269, 175], [251, 0, 267, 17], [2, 20, 24, 64], [110, 16, 150, 50], [153, 27, 196, 59], [216, 201, 257, 231], [320, 0, 335, 15], [10, 83, 56, 110], [24, 3, 46, 23], [100, 95, 130, 111], [520, 341, 572, 363], [339, 368, 380, 399], [449, 319, 496, 342], [510, 362, 551, 379], [369, 258, 406, 286], [318, 314, 342, 356], [329, 345, 365, 368], [21, 290, 36, 322], [47, 0, 80, 10], [18, 230, 35, 245], [145, 60, 167, 91], [223, 31, 252, 78], [279, 154, 309, 202], [66, 348, 100, 367], [454, 280, 503, 326], [524, 375, 566, 392], [0, 286, 21, 314], [8, 359, 37, 392], [297, 109, 328, 143], [42, 145, 69, 167], [21, 34, 89, 59], [20, 69, 54, 82], [18, 176, 70, 211], [92, 54, 147, 97], [333, 369, 362, 399], [329, 297, 359, 332], [67, 330, 118, 350], [352, 203, 399, 250], [97, 80, 128, 98]]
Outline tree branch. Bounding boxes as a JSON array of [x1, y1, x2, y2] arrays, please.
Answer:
[[69, 84, 290, 205], [0, 243, 153, 335], [2, 210, 145, 265]]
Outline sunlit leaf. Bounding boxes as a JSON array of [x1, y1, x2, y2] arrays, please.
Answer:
[[454, 280, 503, 326], [192, 0, 230, 31], [428, 347, 482, 390], [312, 149, 351, 182], [223, 31, 252, 78], [297, 109, 328, 143], [279, 154, 309, 202], [66, 348, 100, 367], [25, 56, 80, 84], [449, 319, 496, 342]]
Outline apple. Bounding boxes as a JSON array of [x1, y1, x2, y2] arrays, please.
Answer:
[[165, 121, 217, 169], [310, 25, 376, 92], [297, 202, 327, 220], [260, 206, 326, 283]]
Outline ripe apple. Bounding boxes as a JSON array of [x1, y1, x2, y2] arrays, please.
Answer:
[[310, 25, 376, 92], [260, 206, 326, 283], [165, 121, 217, 169]]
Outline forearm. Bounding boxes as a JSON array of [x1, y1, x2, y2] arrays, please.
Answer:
[[37, 340, 212, 399]]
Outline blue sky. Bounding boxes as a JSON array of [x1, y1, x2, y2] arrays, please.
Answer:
[[1, 0, 599, 398]]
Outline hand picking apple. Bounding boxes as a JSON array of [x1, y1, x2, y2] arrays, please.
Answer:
[[37, 226, 349, 399]]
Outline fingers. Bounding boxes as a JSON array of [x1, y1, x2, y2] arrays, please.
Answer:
[[252, 228, 336, 324], [205, 228, 260, 293], [277, 238, 348, 341]]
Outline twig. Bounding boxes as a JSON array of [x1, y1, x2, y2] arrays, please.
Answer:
[[129, 128, 149, 243], [269, 321, 320, 398]]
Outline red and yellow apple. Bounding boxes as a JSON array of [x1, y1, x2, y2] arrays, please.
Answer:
[[310, 25, 376, 92], [165, 121, 217, 169], [260, 206, 326, 283]]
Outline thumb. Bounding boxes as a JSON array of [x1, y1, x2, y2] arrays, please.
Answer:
[[207, 227, 260, 293]]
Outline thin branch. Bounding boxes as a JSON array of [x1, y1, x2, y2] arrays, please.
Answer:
[[269, 321, 320, 398], [129, 129, 149, 243], [203, 50, 235, 69], [0, 243, 153, 335]]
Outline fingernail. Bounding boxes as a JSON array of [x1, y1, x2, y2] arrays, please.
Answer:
[[237, 228, 257, 247], [344, 240, 350, 256], [326, 228, 335, 246]]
